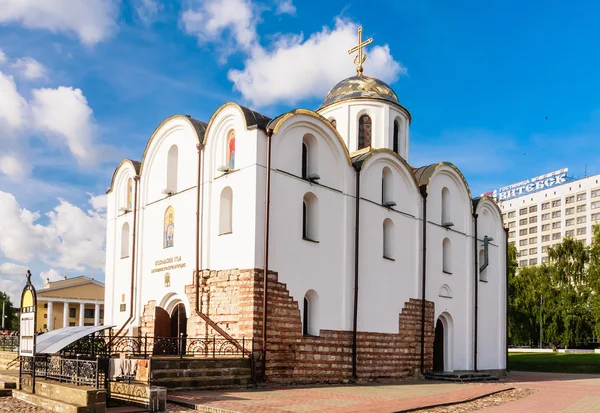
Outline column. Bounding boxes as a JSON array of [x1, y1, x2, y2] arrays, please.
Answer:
[[79, 303, 85, 326], [94, 304, 100, 326], [47, 301, 53, 331], [63, 302, 69, 328]]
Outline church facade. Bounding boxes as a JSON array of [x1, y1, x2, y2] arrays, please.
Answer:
[[104, 34, 506, 382]]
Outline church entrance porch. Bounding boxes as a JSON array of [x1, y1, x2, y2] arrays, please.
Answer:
[[432, 312, 454, 373]]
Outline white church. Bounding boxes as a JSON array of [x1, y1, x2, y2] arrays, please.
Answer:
[[104, 28, 507, 382]]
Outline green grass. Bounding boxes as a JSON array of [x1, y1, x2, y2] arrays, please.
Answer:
[[509, 352, 600, 374]]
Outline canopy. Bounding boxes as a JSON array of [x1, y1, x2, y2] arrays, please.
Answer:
[[36, 325, 116, 355]]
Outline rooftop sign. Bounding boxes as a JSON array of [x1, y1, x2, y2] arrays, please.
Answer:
[[483, 168, 569, 201]]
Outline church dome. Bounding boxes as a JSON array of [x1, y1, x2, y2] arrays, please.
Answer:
[[320, 76, 399, 108]]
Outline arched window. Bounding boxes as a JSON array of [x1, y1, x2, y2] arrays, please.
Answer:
[[167, 145, 178, 193], [393, 120, 399, 153], [383, 218, 395, 259], [121, 222, 130, 258], [442, 238, 452, 274], [302, 142, 308, 179], [441, 187, 450, 225], [302, 192, 319, 241], [301, 134, 318, 180], [227, 129, 235, 170], [303, 290, 319, 336], [164, 206, 175, 248], [358, 114, 372, 149], [479, 249, 487, 281], [219, 186, 233, 235], [382, 167, 393, 205]]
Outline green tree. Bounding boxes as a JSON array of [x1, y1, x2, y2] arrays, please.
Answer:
[[0, 292, 18, 331]]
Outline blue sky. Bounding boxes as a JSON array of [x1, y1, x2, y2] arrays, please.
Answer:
[[0, 0, 599, 300]]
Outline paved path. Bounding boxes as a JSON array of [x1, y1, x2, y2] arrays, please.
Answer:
[[480, 371, 600, 413], [168, 381, 511, 413]]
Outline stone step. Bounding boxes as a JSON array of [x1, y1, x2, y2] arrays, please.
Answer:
[[0, 380, 17, 389], [12, 389, 103, 413], [153, 375, 253, 390], [424, 372, 499, 383], [151, 367, 250, 379]]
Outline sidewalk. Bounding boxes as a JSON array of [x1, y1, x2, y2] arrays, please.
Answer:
[[168, 381, 512, 413]]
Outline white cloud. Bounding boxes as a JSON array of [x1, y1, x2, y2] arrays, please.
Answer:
[[0, 0, 119, 46], [30, 86, 98, 165], [0, 49, 6, 63], [0, 262, 29, 276], [275, 0, 296, 15], [88, 193, 107, 211], [0, 191, 106, 271], [181, 0, 258, 60], [135, 0, 162, 25], [39, 268, 63, 285], [0, 153, 32, 180], [228, 19, 405, 107], [0, 71, 27, 131], [12, 57, 46, 80]]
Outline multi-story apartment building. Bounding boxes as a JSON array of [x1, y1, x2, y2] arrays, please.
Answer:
[[492, 169, 600, 267]]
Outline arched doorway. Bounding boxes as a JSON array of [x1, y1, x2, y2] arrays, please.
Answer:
[[433, 319, 444, 371], [170, 303, 187, 338]]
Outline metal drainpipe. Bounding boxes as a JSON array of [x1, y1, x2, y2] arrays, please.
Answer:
[[262, 128, 274, 382], [419, 185, 428, 374], [351, 165, 361, 381], [195, 143, 203, 317], [473, 213, 479, 372], [504, 226, 509, 372], [112, 175, 139, 340]]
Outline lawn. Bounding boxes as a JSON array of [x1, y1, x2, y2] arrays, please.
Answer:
[[509, 352, 600, 374]]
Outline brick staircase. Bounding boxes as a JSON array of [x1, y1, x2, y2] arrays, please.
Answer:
[[150, 357, 253, 390]]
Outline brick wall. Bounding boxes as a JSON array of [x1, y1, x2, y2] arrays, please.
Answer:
[[180, 268, 434, 384]]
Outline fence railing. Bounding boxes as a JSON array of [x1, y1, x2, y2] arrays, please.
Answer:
[[22, 355, 104, 388], [0, 335, 19, 350], [61, 332, 253, 359]]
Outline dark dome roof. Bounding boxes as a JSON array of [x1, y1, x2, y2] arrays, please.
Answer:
[[320, 76, 399, 108]]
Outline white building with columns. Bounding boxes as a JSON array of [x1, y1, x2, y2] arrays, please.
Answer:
[[104, 31, 507, 379], [37, 276, 104, 332]]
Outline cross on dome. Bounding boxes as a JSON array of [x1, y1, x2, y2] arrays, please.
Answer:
[[348, 26, 374, 77]]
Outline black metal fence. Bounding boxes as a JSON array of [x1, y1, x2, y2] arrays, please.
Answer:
[[22, 355, 104, 388], [62, 332, 253, 359], [0, 335, 18, 350]]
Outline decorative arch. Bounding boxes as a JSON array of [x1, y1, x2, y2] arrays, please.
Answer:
[[202, 102, 270, 146], [439, 284, 452, 298], [434, 312, 454, 372], [164, 206, 175, 248], [106, 159, 140, 195], [268, 108, 352, 166], [413, 162, 473, 213]]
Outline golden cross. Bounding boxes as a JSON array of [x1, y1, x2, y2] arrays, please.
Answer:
[[348, 26, 373, 77]]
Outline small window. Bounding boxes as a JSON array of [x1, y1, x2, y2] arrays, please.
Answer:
[[44, 313, 47, 319], [442, 238, 452, 274], [119, 304, 126, 312], [358, 114, 372, 149], [69, 322, 76, 327], [441, 187, 450, 225], [301, 142, 308, 179], [382, 167, 393, 205], [226, 129, 235, 170], [166, 145, 178, 192], [44, 303, 48, 309], [393, 120, 399, 153], [301, 134, 318, 180], [383, 218, 394, 260], [219, 187, 233, 235], [84, 309, 95, 319], [303, 290, 319, 336], [302, 192, 319, 242], [479, 249, 487, 281], [69, 308, 76, 318], [121, 222, 130, 258]]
